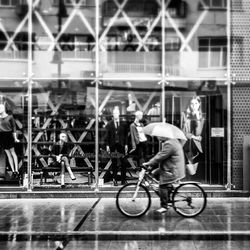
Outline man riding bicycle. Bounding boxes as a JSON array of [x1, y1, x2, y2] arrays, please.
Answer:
[[143, 137, 185, 214]]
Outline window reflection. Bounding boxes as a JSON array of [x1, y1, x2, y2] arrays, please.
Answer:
[[31, 81, 95, 187], [0, 81, 27, 184], [98, 81, 161, 186], [0, 0, 229, 189]]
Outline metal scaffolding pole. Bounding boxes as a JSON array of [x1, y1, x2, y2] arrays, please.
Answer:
[[226, 0, 232, 190], [95, 0, 100, 191], [27, 0, 33, 191]]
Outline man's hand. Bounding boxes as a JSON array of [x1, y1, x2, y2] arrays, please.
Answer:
[[142, 162, 153, 172]]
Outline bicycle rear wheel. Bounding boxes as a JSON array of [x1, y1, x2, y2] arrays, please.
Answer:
[[172, 183, 207, 217], [116, 183, 151, 218]]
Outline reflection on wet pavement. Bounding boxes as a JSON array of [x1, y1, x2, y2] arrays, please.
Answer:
[[0, 198, 249, 249], [0, 240, 250, 250]]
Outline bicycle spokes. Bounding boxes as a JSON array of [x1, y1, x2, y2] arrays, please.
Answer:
[[116, 183, 151, 218], [172, 183, 207, 217]]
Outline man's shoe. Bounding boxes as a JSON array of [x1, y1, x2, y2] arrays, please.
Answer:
[[113, 180, 118, 186], [121, 180, 127, 185], [156, 207, 168, 214]]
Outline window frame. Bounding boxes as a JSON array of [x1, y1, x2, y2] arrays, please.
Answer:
[[199, 0, 227, 10], [52, 0, 87, 6], [198, 37, 227, 69], [0, 0, 25, 7]]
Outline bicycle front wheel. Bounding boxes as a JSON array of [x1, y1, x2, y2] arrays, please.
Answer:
[[116, 183, 151, 218], [172, 183, 207, 217]]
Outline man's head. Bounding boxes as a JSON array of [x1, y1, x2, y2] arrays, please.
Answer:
[[59, 131, 68, 142]]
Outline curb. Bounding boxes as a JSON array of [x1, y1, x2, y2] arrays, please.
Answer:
[[1, 231, 250, 241], [0, 190, 249, 199]]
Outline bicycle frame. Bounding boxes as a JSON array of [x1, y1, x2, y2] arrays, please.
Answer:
[[133, 167, 202, 201], [132, 168, 160, 200], [116, 167, 207, 218]]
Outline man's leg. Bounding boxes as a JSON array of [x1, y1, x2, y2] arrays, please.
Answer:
[[157, 183, 172, 213], [159, 184, 169, 209]]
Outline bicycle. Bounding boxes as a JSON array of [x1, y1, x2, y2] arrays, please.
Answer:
[[116, 165, 207, 218]]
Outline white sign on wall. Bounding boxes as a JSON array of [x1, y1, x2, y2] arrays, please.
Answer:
[[211, 127, 224, 137]]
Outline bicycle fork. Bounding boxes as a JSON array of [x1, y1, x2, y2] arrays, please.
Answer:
[[132, 169, 146, 201]]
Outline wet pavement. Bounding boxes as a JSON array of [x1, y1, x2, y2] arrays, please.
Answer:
[[0, 197, 250, 249]]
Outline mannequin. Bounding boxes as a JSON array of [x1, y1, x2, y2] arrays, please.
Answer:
[[147, 102, 161, 122], [105, 107, 128, 186], [49, 131, 76, 188], [181, 96, 204, 175], [130, 111, 148, 166], [0, 103, 19, 179]]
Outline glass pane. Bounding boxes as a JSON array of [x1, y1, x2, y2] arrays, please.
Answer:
[[203, 0, 210, 7], [31, 80, 95, 188], [33, 0, 96, 79], [212, 0, 223, 8], [0, 80, 27, 187], [199, 38, 209, 46], [98, 80, 161, 187], [1, 0, 10, 6], [99, 0, 162, 78], [211, 48, 221, 67], [0, 0, 28, 78], [222, 47, 227, 67], [165, 0, 227, 79], [211, 38, 227, 46], [164, 81, 227, 185], [198, 50, 209, 68]]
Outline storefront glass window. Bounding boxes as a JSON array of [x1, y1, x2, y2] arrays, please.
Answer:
[[164, 0, 227, 79], [0, 2, 28, 78], [99, 0, 162, 78], [0, 80, 27, 185], [33, 0, 96, 79], [165, 80, 227, 185], [31, 80, 95, 188], [98, 80, 161, 186], [0, 0, 230, 189]]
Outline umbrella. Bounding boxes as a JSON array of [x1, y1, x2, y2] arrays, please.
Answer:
[[143, 122, 187, 144]]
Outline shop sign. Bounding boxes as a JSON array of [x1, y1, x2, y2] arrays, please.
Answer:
[[211, 127, 224, 137]]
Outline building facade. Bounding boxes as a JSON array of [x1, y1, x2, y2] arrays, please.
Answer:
[[0, 0, 243, 191]]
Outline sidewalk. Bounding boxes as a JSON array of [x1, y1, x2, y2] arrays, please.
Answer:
[[0, 198, 250, 249]]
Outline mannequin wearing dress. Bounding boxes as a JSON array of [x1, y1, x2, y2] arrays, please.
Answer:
[[0, 103, 19, 178]]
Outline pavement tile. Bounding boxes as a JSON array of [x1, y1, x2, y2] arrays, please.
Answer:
[[0, 197, 249, 245], [0, 240, 250, 250]]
